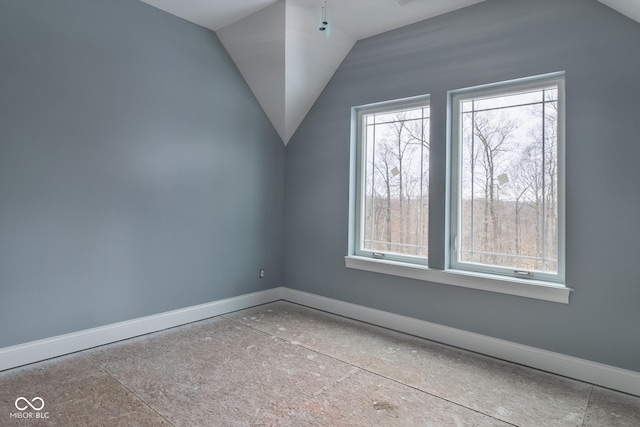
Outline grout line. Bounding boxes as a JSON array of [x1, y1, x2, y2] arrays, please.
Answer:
[[224, 308, 520, 426], [339, 364, 519, 427], [281, 299, 603, 392], [581, 385, 594, 427], [80, 351, 176, 427], [222, 315, 363, 397], [3, 299, 606, 426]]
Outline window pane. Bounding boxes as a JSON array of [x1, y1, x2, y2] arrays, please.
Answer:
[[362, 107, 429, 258], [458, 87, 558, 274], [462, 86, 557, 113]]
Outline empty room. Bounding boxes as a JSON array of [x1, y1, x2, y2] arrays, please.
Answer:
[[1, 0, 639, 425]]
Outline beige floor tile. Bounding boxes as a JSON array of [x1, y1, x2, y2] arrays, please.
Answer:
[[584, 386, 640, 426], [84, 317, 359, 426], [3, 302, 637, 426], [228, 301, 592, 426], [83, 316, 263, 371], [0, 353, 169, 426], [283, 369, 511, 427]]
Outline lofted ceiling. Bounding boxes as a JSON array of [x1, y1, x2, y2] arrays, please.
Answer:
[[139, 0, 640, 144]]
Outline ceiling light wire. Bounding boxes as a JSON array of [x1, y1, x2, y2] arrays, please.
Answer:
[[319, 0, 328, 31]]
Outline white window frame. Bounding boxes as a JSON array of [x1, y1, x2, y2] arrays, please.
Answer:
[[449, 72, 566, 284], [346, 74, 570, 304], [351, 95, 431, 266]]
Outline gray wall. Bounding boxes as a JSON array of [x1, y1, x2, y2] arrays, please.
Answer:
[[0, 0, 285, 348], [284, 0, 640, 372]]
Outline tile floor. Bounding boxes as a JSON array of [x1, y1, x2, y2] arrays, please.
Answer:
[[1, 301, 639, 426]]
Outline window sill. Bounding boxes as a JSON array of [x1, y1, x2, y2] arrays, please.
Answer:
[[344, 256, 571, 304]]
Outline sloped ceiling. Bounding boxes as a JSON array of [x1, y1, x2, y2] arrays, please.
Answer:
[[599, 0, 640, 24], [139, 0, 640, 144]]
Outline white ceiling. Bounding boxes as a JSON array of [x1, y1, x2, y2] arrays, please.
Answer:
[[138, 0, 488, 35], [599, 0, 640, 23], [139, 0, 640, 144], [138, 0, 279, 31]]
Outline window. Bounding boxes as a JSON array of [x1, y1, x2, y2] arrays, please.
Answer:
[[450, 73, 565, 283], [353, 96, 430, 265], [346, 74, 569, 303]]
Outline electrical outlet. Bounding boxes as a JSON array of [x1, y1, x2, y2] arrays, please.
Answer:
[[259, 268, 265, 279]]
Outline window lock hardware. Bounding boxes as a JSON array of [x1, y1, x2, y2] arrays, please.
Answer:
[[514, 270, 534, 278], [372, 252, 386, 259]]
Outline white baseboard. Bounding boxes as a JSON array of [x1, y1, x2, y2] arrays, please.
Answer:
[[3, 286, 639, 398], [281, 288, 640, 397], [0, 287, 283, 372]]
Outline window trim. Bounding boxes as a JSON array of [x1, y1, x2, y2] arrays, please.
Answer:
[[344, 255, 571, 304], [448, 73, 566, 284], [346, 74, 570, 304], [351, 94, 431, 266]]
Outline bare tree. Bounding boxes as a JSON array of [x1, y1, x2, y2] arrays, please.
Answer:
[[469, 111, 518, 262], [367, 110, 429, 255]]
